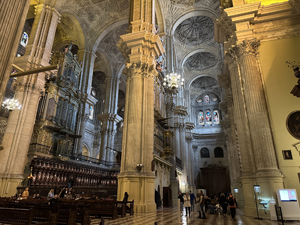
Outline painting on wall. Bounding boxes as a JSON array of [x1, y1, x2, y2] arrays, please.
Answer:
[[282, 150, 293, 160], [286, 111, 300, 140]]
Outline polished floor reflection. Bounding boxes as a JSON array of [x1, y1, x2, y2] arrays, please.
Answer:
[[91, 207, 300, 225]]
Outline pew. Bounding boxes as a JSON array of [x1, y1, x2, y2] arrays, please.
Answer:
[[92, 200, 118, 220], [57, 204, 77, 225], [59, 200, 91, 225], [0, 207, 52, 225], [116, 201, 126, 218], [125, 200, 134, 215]]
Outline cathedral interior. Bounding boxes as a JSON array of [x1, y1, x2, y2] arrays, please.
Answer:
[[0, 0, 300, 222]]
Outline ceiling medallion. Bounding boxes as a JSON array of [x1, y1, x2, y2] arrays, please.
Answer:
[[185, 52, 217, 71], [174, 16, 214, 46]]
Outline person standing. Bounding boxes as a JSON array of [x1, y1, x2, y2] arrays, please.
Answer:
[[199, 191, 207, 219], [219, 193, 228, 218], [183, 192, 191, 216], [195, 193, 201, 218], [189, 191, 196, 211], [178, 192, 184, 214], [228, 193, 238, 221]]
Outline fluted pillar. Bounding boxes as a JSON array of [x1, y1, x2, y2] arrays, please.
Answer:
[[235, 40, 284, 215], [185, 122, 195, 190], [116, 0, 164, 213], [0, 1, 60, 196], [0, 0, 31, 103]]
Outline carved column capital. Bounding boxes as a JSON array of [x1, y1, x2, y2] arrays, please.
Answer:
[[123, 62, 157, 80], [234, 39, 261, 58]]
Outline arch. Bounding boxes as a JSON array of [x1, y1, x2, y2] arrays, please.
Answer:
[[171, 9, 218, 36], [200, 147, 210, 158], [180, 47, 221, 71], [94, 49, 113, 78], [214, 147, 224, 158], [194, 91, 221, 104], [92, 19, 128, 54], [53, 12, 85, 51], [117, 63, 125, 79]]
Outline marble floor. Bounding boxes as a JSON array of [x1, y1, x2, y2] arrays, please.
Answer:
[[91, 207, 300, 225]]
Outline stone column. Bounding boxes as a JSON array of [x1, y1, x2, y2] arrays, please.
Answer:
[[185, 122, 195, 190], [235, 40, 284, 214], [0, 0, 31, 103], [80, 51, 96, 95], [225, 50, 257, 215], [97, 77, 122, 162], [76, 112, 89, 154], [0, 2, 60, 196], [116, 0, 164, 213]]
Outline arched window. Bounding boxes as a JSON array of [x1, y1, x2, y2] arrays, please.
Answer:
[[201, 148, 210, 158], [204, 94, 210, 103], [206, 110, 212, 124], [89, 105, 94, 120], [213, 110, 220, 124], [214, 147, 224, 158], [20, 32, 29, 47], [198, 110, 204, 126]]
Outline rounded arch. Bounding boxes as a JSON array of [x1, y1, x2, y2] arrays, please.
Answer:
[[200, 147, 210, 158], [214, 147, 224, 158], [187, 74, 216, 90], [171, 9, 218, 36], [117, 64, 125, 80], [92, 19, 128, 54], [53, 12, 85, 51], [181, 47, 221, 71], [94, 49, 113, 78]]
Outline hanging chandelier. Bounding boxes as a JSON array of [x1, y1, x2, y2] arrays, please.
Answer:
[[2, 98, 22, 111], [163, 72, 184, 89]]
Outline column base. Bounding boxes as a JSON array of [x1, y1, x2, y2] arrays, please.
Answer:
[[117, 174, 156, 213], [0, 176, 23, 197]]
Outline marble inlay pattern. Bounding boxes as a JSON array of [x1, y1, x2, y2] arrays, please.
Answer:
[[90, 207, 300, 225], [185, 52, 217, 71], [174, 16, 214, 46]]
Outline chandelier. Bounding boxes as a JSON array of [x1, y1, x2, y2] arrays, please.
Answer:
[[163, 72, 184, 89], [2, 98, 22, 111]]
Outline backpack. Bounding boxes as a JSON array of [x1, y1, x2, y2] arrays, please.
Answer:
[[228, 196, 235, 206]]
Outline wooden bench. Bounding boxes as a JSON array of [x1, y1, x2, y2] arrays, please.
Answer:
[[0, 207, 52, 225], [93, 200, 118, 220], [125, 200, 134, 215], [57, 204, 77, 225], [116, 201, 126, 217], [58, 200, 91, 225]]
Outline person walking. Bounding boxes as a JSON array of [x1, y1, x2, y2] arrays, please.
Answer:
[[178, 192, 184, 214], [228, 193, 238, 221], [183, 192, 191, 216], [195, 193, 201, 218], [219, 193, 228, 218], [189, 191, 196, 211], [199, 191, 207, 219]]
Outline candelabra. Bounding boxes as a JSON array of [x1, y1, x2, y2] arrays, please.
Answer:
[[163, 72, 184, 89], [2, 98, 22, 111]]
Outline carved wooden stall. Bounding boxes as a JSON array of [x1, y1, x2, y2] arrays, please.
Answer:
[[24, 156, 118, 197]]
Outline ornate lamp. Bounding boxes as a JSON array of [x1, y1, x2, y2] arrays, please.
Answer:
[[163, 72, 184, 89], [2, 98, 22, 111]]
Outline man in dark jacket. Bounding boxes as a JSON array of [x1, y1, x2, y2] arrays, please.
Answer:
[[228, 193, 238, 221], [219, 193, 228, 218], [199, 191, 206, 219], [189, 191, 196, 211]]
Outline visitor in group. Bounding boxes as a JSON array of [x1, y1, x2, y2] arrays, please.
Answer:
[[195, 193, 201, 218], [183, 192, 191, 217], [21, 187, 29, 199], [65, 191, 73, 199], [49, 194, 59, 205], [34, 193, 41, 199], [199, 191, 206, 219], [228, 193, 238, 221], [189, 190, 196, 211], [205, 195, 211, 212], [178, 192, 184, 214], [219, 193, 228, 218], [47, 189, 55, 200]]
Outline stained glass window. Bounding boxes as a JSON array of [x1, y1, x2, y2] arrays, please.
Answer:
[[198, 110, 204, 126], [204, 94, 210, 103], [20, 32, 28, 47], [89, 105, 94, 120], [206, 110, 212, 124], [213, 110, 220, 124]]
